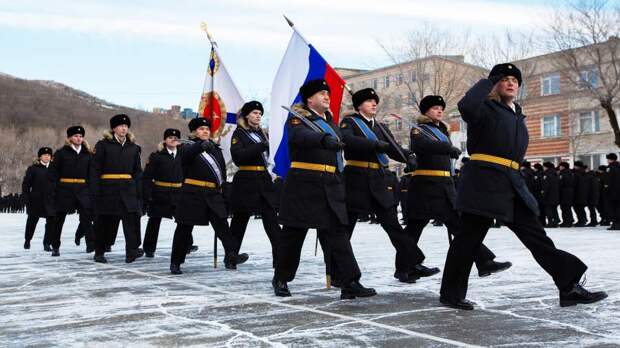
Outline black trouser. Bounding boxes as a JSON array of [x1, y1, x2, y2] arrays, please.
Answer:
[[143, 217, 162, 253], [407, 210, 495, 270], [544, 205, 560, 225], [440, 198, 587, 301], [171, 217, 237, 265], [347, 203, 424, 274], [95, 213, 140, 257], [230, 200, 280, 266], [51, 211, 94, 249], [275, 210, 362, 285], [537, 199, 546, 225], [574, 205, 587, 225], [25, 215, 52, 246], [560, 204, 574, 224], [612, 200, 620, 225], [588, 205, 598, 224]]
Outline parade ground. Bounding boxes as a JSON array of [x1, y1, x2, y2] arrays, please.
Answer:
[[1, 213, 619, 347]]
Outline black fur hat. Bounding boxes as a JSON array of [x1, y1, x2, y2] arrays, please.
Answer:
[[419, 95, 446, 115], [352, 88, 380, 111]]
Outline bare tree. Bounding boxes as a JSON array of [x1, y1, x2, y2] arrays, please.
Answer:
[[378, 23, 482, 118], [546, 0, 620, 147]]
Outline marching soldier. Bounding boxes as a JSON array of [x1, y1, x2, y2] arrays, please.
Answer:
[[558, 162, 575, 227], [273, 79, 376, 299], [229, 101, 280, 267], [169, 117, 247, 274], [47, 126, 95, 255], [605, 153, 620, 230], [339, 88, 425, 284], [142, 128, 184, 258], [90, 114, 144, 264], [407, 95, 511, 280], [542, 162, 560, 227], [440, 63, 607, 310], [22, 147, 54, 251]]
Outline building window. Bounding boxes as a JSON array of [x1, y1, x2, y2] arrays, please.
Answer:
[[395, 119, 403, 130], [411, 71, 417, 82], [577, 154, 604, 169], [541, 73, 561, 96], [371, 79, 378, 90], [397, 74, 403, 85], [578, 110, 600, 134], [579, 68, 599, 88], [384, 75, 390, 88], [542, 115, 561, 137]]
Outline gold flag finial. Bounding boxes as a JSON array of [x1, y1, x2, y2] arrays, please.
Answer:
[[200, 21, 216, 47]]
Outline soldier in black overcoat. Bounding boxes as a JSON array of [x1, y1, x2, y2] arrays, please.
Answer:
[[596, 165, 609, 225], [605, 153, 620, 230], [542, 162, 560, 227], [339, 88, 425, 284], [22, 147, 54, 251], [229, 101, 280, 268], [48, 126, 94, 255], [169, 117, 246, 274], [90, 114, 144, 263], [585, 166, 600, 226], [273, 79, 376, 300], [572, 161, 589, 227], [407, 95, 510, 279], [142, 128, 184, 257], [558, 162, 576, 227], [439, 63, 607, 310]]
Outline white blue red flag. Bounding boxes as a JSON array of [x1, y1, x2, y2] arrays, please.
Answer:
[[269, 27, 346, 178], [197, 45, 244, 164]]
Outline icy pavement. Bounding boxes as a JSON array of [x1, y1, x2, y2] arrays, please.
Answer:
[[0, 213, 619, 347]]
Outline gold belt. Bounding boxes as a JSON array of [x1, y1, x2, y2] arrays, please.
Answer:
[[154, 180, 182, 188], [184, 178, 217, 188], [412, 170, 451, 177], [59, 178, 86, 184], [470, 153, 519, 170], [345, 160, 381, 169], [238, 165, 266, 171], [290, 161, 336, 173], [100, 174, 132, 180]]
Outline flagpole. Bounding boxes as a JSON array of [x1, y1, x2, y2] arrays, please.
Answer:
[[200, 22, 219, 269]]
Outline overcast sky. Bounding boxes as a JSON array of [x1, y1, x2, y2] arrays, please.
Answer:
[[0, 0, 554, 111]]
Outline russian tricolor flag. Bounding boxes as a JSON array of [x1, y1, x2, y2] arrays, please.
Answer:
[[269, 27, 346, 178]]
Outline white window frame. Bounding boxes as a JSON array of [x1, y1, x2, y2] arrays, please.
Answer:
[[578, 110, 601, 134], [541, 114, 561, 138], [579, 68, 599, 88], [371, 79, 378, 90], [384, 75, 390, 88], [541, 73, 561, 96]]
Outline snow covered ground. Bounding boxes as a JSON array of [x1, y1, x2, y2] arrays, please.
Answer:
[[1, 213, 619, 347]]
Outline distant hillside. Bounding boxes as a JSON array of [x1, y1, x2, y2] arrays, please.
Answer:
[[0, 73, 189, 194]]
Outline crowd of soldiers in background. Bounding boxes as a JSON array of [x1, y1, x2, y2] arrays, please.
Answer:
[[0, 194, 25, 213]]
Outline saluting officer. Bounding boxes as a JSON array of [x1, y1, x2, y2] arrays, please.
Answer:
[[407, 95, 511, 279], [440, 63, 607, 310], [90, 114, 144, 264], [169, 117, 247, 274], [273, 79, 376, 300], [229, 101, 280, 267], [48, 126, 95, 255], [339, 87, 424, 284], [142, 128, 184, 258], [22, 147, 54, 251]]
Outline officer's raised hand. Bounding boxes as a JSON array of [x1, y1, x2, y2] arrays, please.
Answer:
[[374, 140, 391, 153], [449, 146, 462, 159], [200, 140, 216, 152], [321, 135, 344, 151]]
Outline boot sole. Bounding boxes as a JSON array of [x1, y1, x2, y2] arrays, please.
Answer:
[[479, 263, 512, 277]]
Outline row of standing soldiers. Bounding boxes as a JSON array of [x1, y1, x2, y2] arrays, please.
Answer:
[[520, 158, 620, 229], [0, 194, 25, 213], [20, 63, 608, 309]]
